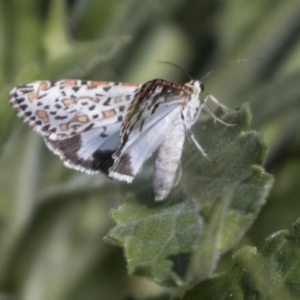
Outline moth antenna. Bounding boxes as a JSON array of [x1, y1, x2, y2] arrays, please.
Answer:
[[200, 58, 262, 81], [156, 60, 193, 81]]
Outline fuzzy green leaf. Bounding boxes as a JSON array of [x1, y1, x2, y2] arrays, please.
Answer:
[[180, 217, 300, 300], [105, 105, 274, 287]]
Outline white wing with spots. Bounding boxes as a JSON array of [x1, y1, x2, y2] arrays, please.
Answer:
[[9, 80, 140, 174]]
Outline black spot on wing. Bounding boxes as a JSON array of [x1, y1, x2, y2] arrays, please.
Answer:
[[151, 103, 159, 115], [38, 94, 47, 99], [103, 86, 111, 92], [103, 97, 111, 106], [54, 115, 68, 120], [42, 124, 51, 131], [16, 97, 25, 104], [46, 134, 82, 165], [72, 86, 80, 92], [112, 153, 134, 177], [92, 150, 115, 174], [48, 81, 56, 89], [100, 132, 108, 138], [45, 135, 116, 175], [83, 123, 94, 132], [139, 118, 145, 131]]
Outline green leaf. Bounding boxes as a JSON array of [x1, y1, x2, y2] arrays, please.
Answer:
[[43, 0, 70, 60], [180, 217, 300, 300], [0, 127, 42, 282], [8, 0, 42, 77], [105, 105, 274, 287], [106, 200, 203, 286]]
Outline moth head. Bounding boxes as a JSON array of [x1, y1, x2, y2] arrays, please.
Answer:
[[186, 80, 204, 96]]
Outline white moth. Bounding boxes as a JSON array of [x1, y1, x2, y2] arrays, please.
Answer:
[[9, 78, 231, 200]]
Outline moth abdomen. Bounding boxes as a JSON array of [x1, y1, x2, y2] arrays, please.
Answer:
[[153, 119, 186, 201]]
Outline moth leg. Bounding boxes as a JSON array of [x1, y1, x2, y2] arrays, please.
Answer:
[[202, 94, 237, 127], [202, 94, 236, 111], [203, 105, 236, 127], [187, 130, 209, 159]]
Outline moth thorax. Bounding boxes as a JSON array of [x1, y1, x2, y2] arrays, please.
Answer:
[[153, 117, 186, 201]]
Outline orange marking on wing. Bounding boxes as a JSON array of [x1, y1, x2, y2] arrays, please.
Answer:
[[84, 96, 100, 103], [27, 81, 51, 102], [87, 81, 109, 89], [77, 115, 89, 123], [60, 124, 68, 132], [28, 91, 39, 101], [61, 80, 78, 86], [59, 114, 90, 131], [62, 96, 100, 106], [114, 96, 122, 103], [122, 83, 139, 87], [102, 109, 116, 118], [36, 110, 49, 123], [162, 81, 171, 87], [62, 98, 78, 106], [39, 81, 50, 90], [172, 83, 181, 89]]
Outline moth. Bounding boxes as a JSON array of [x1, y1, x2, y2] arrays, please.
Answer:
[[9, 78, 232, 200]]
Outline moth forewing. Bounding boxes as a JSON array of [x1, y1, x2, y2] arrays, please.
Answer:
[[9, 80, 139, 175], [109, 104, 182, 183]]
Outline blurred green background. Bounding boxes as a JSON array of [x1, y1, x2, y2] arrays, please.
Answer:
[[0, 0, 300, 299]]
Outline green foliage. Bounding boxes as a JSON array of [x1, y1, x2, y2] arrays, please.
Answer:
[[0, 0, 299, 299], [179, 218, 300, 300], [105, 105, 273, 287]]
